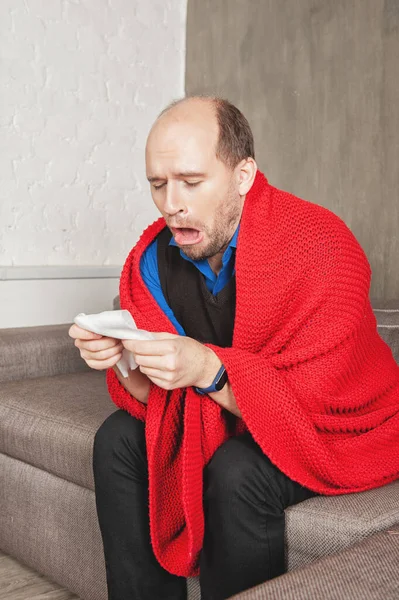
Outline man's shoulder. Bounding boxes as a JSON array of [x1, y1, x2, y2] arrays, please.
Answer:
[[270, 184, 354, 239], [266, 184, 366, 266], [271, 184, 338, 217]]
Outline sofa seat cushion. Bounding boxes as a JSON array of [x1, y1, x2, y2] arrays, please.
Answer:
[[285, 480, 399, 570], [232, 526, 399, 599], [0, 371, 117, 490]]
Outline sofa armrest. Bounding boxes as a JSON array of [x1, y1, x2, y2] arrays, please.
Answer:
[[372, 299, 399, 364], [229, 526, 399, 599], [0, 323, 90, 383]]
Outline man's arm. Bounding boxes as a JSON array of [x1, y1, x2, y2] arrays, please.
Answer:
[[198, 345, 242, 417], [112, 364, 151, 404], [114, 351, 241, 416], [120, 333, 242, 417], [69, 324, 151, 405], [114, 346, 241, 415], [208, 382, 242, 418]]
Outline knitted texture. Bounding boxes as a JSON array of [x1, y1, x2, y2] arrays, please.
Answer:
[[106, 171, 399, 577]]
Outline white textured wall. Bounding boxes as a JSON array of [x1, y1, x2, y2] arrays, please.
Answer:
[[0, 0, 187, 267], [0, 278, 119, 328], [0, 0, 186, 327]]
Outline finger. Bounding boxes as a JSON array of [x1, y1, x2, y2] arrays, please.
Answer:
[[86, 353, 123, 371], [138, 366, 174, 381], [145, 374, 177, 391], [75, 337, 120, 352], [150, 332, 179, 340], [69, 324, 103, 340], [122, 338, 174, 356], [134, 354, 175, 371], [81, 343, 123, 362]]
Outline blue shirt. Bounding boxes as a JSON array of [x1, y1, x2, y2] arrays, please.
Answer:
[[140, 225, 240, 335]]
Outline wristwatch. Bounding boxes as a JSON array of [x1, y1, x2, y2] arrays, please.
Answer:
[[195, 364, 228, 395]]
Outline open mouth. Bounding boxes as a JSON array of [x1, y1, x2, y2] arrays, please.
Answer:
[[170, 227, 204, 246]]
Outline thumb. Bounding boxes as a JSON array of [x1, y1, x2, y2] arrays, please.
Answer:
[[68, 323, 103, 340], [150, 331, 179, 340]]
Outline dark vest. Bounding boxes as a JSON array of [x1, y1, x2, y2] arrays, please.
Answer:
[[156, 227, 236, 347]]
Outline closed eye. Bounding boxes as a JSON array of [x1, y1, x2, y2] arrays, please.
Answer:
[[152, 181, 201, 190]]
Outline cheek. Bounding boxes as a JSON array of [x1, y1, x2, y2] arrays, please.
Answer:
[[192, 185, 219, 217]]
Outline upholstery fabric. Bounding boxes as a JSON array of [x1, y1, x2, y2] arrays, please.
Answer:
[[0, 452, 108, 600], [230, 527, 399, 599], [0, 371, 116, 490], [0, 452, 202, 600], [0, 324, 90, 383], [285, 480, 399, 569], [373, 304, 399, 364]]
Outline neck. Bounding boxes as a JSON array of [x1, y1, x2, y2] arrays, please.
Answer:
[[207, 222, 240, 275], [207, 200, 244, 274], [208, 252, 224, 275]]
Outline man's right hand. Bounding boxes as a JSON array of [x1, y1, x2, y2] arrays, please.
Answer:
[[68, 323, 151, 404], [68, 324, 123, 371]]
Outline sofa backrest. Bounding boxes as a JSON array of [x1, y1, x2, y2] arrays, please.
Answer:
[[372, 303, 399, 364], [0, 324, 90, 383]]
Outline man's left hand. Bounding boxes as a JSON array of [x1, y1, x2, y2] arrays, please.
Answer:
[[121, 333, 221, 391]]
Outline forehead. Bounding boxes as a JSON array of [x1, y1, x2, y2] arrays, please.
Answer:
[[145, 110, 219, 176]]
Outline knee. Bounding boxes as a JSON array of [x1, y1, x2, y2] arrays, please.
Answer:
[[93, 409, 146, 470]]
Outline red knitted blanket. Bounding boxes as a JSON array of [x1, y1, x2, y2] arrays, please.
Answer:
[[106, 171, 399, 577]]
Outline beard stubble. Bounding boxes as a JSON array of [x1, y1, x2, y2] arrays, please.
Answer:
[[181, 182, 241, 262]]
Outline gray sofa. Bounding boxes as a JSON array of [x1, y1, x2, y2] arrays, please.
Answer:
[[0, 302, 398, 599], [231, 525, 399, 599]]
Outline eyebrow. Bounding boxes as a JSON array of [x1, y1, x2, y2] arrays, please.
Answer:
[[147, 171, 206, 182]]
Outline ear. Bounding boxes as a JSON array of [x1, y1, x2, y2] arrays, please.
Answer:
[[235, 158, 257, 196]]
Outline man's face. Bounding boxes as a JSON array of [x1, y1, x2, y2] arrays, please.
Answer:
[[145, 108, 243, 261]]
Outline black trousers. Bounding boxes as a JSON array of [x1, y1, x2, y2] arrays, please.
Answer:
[[93, 410, 316, 600]]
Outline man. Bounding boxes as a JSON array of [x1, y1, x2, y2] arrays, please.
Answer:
[[69, 96, 399, 600]]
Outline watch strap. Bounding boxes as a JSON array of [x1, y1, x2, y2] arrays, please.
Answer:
[[195, 364, 227, 395]]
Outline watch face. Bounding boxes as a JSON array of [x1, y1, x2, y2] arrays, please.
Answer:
[[215, 368, 228, 391]]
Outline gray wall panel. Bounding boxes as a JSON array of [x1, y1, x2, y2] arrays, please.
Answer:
[[186, 0, 399, 301]]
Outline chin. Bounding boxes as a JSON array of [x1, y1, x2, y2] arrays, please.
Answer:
[[180, 247, 203, 261], [180, 242, 209, 262]]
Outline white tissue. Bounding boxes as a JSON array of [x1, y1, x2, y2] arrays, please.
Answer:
[[74, 310, 155, 377]]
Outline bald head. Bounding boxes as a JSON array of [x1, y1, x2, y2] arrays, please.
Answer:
[[147, 95, 255, 170], [146, 97, 219, 170], [156, 95, 218, 127]]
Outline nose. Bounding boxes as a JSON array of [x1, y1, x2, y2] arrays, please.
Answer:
[[163, 181, 186, 217]]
